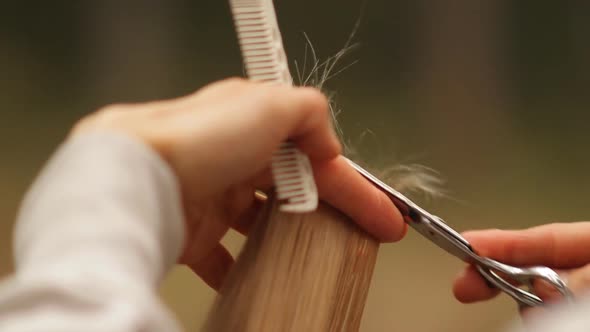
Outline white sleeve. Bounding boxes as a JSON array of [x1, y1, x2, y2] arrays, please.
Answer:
[[502, 295, 590, 332], [0, 132, 185, 332]]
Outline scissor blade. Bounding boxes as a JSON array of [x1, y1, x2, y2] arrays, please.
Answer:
[[346, 158, 574, 307], [344, 158, 420, 216], [345, 158, 475, 261]]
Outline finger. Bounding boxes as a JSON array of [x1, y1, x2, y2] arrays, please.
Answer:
[[174, 83, 341, 197], [453, 265, 500, 303], [529, 269, 571, 303], [187, 244, 234, 291], [463, 222, 590, 268], [313, 155, 406, 242], [172, 77, 258, 109], [218, 183, 266, 235], [261, 86, 342, 160], [251, 167, 273, 191], [560, 265, 590, 297], [232, 196, 265, 235]]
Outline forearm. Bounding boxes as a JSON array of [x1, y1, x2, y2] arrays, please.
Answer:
[[0, 132, 185, 331]]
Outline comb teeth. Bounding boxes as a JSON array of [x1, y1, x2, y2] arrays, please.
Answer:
[[271, 142, 318, 212], [229, 0, 291, 85], [230, 0, 318, 213]]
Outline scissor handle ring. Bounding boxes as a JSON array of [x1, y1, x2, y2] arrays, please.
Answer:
[[475, 264, 574, 308], [476, 265, 543, 307]]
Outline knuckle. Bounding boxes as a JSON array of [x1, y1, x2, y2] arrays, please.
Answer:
[[301, 88, 329, 115], [221, 77, 250, 89], [306, 87, 329, 106], [202, 77, 255, 100], [251, 88, 279, 113], [74, 103, 130, 133], [96, 105, 128, 122], [97, 103, 129, 117]]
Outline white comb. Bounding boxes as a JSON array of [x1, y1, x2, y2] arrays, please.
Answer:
[[229, 0, 318, 213]]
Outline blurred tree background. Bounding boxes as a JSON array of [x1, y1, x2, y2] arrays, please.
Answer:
[[1, 1, 589, 331]]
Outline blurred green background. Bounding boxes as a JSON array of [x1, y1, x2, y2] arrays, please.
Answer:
[[1, 1, 589, 331]]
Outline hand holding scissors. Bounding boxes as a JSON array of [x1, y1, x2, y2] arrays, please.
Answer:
[[346, 158, 573, 308]]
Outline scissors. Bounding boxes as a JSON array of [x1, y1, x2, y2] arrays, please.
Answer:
[[346, 158, 573, 307]]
